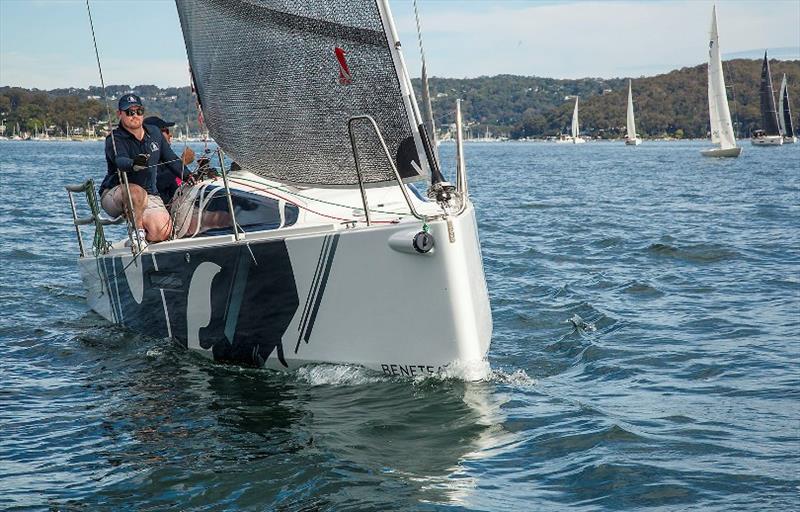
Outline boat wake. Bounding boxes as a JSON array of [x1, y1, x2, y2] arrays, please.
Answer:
[[294, 361, 536, 388], [295, 364, 387, 386]]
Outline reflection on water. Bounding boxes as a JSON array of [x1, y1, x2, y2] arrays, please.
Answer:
[[83, 341, 527, 509]]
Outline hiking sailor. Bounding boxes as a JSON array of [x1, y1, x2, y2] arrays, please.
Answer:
[[98, 95, 192, 243]]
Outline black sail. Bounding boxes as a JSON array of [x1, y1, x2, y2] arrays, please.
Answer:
[[759, 52, 781, 136], [783, 81, 795, 137], [175, 0, 427, 187]]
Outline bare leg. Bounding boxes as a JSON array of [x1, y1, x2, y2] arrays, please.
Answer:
[[122, 185, 148, 230], [142, 208, 173, 242]]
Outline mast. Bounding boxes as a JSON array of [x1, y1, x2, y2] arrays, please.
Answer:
[[759, 52, 781, 136]]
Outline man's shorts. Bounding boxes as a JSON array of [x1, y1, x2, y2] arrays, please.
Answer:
[[101, 185, 167, 218]]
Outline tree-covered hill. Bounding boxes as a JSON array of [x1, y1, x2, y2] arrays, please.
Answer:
[[569, 59, 800, 139], [419, 59, 800, 139], [1, 58, 798, 139], [412, 74, 627, 137], [0, 85, 200, 137]]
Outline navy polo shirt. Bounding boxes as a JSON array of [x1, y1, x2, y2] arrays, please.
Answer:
[[100, 123, 184, 196]]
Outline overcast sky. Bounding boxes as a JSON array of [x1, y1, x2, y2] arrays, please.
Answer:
[[1, 0, 798, 89]]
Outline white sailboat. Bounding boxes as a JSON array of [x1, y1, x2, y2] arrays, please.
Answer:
[[570, 97, 585, 144], [66, 0, 492, 380], [778, 74, 797, 144], [625, 79, 641, 146], [702, 6, 742, 157], [556, 97, 585, 143]]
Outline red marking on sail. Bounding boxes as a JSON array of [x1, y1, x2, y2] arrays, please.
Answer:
[[335, 47, 352, 85]]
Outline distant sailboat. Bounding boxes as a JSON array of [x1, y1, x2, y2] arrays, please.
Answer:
[[702, 5, 741, 157], [752, 51, 783, 146], [571, 97, 585, 143], [778, 74, 797, 144], [556, 96, 585, 143], [625, 79, 641, 146]]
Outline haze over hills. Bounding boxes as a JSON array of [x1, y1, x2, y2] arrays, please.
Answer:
[[1, 58, 798, 140]]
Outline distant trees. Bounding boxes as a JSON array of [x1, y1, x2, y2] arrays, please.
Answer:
[[0, 85, 201, 137], [2, 58, 798, 139], [415, 59, 800, 139]]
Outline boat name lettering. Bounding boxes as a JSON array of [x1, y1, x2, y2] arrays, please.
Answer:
[[381, 364, 440, 377]]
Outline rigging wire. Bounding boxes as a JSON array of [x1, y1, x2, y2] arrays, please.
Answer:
[[412, 0, 438, 150], [85, 0, 116, 157], [228, 176, 411, 219], [85, 0, 143, 255], [412, 0, 427, 71]]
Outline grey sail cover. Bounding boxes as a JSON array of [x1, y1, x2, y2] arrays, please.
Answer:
[[176, 0, 426, 186]]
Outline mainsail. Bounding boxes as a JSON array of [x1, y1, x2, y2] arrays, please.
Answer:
[[707, 6, 736, 149], [626, 80, 637, 139], [175, 0, 430, 186], [571, 97, 579, 138], [778, 74, 795, 138], [759, 52, 781, 136]]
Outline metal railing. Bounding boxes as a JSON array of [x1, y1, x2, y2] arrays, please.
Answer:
[[215, 147, 242, 241], [65, 179, 123, 257], [347, 111, 471, 223], [346, 115, 427, 225]]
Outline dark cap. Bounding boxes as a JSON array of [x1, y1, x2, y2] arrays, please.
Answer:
[[144, 116, 175, 130], [118, 94, 143, 111]]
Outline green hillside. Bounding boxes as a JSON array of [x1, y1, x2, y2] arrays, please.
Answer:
[[1, 58, 798, 139], [419, 59, 800, 139]]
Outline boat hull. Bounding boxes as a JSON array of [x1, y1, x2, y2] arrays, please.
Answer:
[[701, 146, 742, 158], [78, 205, 492, 378], [625, 138, 642, 146], [751, 135, 783, 146], [783, 136, 797, 144]]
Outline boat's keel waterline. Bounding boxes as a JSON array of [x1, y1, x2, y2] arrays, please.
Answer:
[[701, 146, 742, 157], [80, 207, 492, 379], [750, 136, 784, 146]]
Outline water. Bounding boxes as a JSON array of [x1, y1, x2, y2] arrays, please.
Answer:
[[1, 140, 798, 510]]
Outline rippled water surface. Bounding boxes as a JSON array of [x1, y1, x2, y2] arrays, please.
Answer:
[[1, 140, 798, 510]]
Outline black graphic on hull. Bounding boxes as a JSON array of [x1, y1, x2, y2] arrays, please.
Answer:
[[296, 234, 339, 353], [99, 240, 299, 367]]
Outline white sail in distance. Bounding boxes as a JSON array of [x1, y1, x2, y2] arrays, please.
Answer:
[[571, 97, 580, 138], [626, 80, 637, 139], [778, 74, 787, 135], [707, 5, 737, 149]]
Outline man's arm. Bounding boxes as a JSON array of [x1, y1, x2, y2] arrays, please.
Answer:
[[159, 132, 193, 179], [106, 134, 137, 172]]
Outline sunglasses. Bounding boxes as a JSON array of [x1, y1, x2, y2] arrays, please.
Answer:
[[124, 108, 144, 117], [161, 128, 171, 135]]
